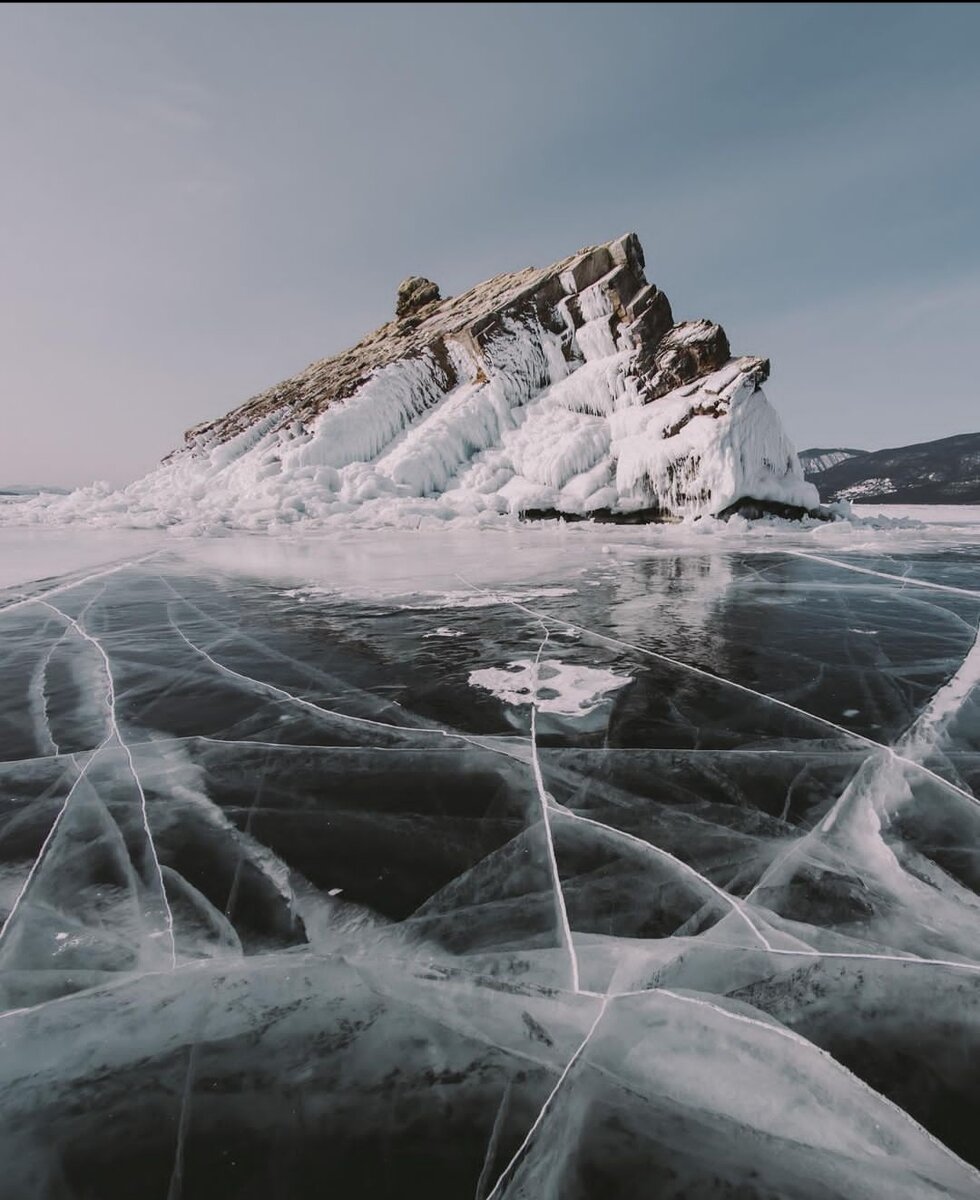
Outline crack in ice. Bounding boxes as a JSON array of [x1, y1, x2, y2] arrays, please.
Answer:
[[0, 552, 164, 618], [527, 622, 580, 994], [685, 937, 980, 975], [897, 617, 980, 756], [549, 806, 776, 953], [166, 1035, 203, 1200], [26, 586, 106, 758], [483, 995, 609, 1200], [27, 621, 69, 758], [474, 1080, 513, 1200], [0, 746, 108, 950], [652, 987, 980, 1182], [36, 600, 177, 969], [786, 550, 980, 599]]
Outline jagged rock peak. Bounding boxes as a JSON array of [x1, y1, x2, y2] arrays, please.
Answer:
[[396, 276, 441, 318], [181, 232, 739, 452]]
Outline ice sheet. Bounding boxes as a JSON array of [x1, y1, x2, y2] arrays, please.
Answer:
[[1, 522, 979, 1197], [0, 529, 164, 589]]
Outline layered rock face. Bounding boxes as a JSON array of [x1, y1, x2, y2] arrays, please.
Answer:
[[13, 234, 818, 529]]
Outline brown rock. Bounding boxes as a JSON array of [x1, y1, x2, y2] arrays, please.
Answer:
[[396, 276, 441, 318], [639, 319, 731, 401]]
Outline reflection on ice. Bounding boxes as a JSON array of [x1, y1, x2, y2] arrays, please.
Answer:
[[0, 522, 979, 1197]]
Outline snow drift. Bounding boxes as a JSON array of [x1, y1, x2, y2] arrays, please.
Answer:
[[4, 233, 818, 530]]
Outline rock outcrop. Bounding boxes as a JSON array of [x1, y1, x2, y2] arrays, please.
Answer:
[[395, 276, 441, 318], [180, 233, 765, 457], [12, 233, 818, 529]]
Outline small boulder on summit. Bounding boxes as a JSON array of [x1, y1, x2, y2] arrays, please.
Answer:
[[396, 276, 441, 318]]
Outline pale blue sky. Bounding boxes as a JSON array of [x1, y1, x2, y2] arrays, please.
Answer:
[[1, 3, 978, 486]]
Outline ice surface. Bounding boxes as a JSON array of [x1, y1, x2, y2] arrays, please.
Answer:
[[0, 529, 164, 589], [0, 516, 979, 1197]]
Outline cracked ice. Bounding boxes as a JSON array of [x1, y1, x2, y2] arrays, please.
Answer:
[[0, 520, 979, 1199]]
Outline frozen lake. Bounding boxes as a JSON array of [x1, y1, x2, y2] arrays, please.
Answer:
[[0, 513, 979, 1198]]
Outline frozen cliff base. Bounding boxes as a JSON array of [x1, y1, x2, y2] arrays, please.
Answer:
[[17, 360, 818, 531], [3, 234, 818, 530]]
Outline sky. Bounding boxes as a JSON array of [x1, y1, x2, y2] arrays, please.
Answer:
[[1, 2, 978, 488]]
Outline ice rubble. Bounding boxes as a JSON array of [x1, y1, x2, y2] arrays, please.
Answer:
[[1, 234, 818, 531]]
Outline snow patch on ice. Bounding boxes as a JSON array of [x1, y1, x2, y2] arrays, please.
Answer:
[[469, 658, 632, 716]]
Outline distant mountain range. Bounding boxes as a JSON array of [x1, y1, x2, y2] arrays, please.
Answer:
[[800, 433, 980, 504]]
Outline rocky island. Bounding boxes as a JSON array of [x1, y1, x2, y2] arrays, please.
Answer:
[[5, 234, 819, 529]]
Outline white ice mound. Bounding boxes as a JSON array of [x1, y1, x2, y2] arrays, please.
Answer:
[[3, 233, 818, 530]]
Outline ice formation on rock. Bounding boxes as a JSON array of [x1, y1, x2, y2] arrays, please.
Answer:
[[4, 234, 818, 530]]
